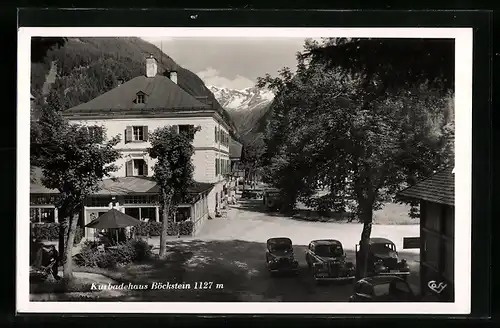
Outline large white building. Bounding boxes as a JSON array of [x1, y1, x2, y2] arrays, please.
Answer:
[[30, 55, 242, 237]]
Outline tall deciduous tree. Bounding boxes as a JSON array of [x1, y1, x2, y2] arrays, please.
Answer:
[[258, 38, 454, 278], [30, 95, 121, 281], [147, 125, 200, 258], [241, 137, 265, 185]]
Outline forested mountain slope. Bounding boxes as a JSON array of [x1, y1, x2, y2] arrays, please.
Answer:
[[30, 37, 238, 135]]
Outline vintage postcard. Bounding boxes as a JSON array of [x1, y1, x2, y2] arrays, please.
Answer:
[[17, 27, 472, 314]]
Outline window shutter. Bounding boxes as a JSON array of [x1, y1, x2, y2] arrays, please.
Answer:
[[143, 126, 149, 141], [215, 127, 218, 142], [143, 161, 149, 176], [126, 160, 133, 177], [125, 126, 133, 143]]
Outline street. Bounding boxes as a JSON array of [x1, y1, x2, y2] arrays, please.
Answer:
[[32, 198, 421, 302], [71, 198, 421, 302]]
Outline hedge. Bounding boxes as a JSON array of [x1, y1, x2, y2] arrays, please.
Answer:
[[131, 220, 194, 237], [73, 238, 152, 269], [31, 223, 84, 245]]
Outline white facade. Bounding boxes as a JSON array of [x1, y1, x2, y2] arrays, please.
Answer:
[[67, 112, 232, 223]]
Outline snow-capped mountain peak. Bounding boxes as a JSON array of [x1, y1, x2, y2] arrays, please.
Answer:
[[209, 85, 274, 112]]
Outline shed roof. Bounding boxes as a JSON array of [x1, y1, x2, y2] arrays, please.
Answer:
[[397, 166, 454, 206], [30, 167, 214, 197]]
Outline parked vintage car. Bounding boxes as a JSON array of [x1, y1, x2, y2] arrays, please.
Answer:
[[241, 188, 264, 199], [349, 275, 417, 302], [355, 237, 410, 279], [265, 237, 299, 274], [263, 188, 281, 211], [305, 239, 355, 282]]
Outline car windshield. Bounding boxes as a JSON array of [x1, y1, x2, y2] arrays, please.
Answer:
[[315, 244, 343, 257], [270, 243, 292, 252], [370, 243, 395, 253]]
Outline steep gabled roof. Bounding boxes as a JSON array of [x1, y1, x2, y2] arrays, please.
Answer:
[[397, 166, 454, 206], [65, 75, 211, 112]]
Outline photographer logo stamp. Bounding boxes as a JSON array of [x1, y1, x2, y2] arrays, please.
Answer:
[[427, 280, 447, 294]]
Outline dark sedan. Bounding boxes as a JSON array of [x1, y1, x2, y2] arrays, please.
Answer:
[[349, 275, 417, 302]]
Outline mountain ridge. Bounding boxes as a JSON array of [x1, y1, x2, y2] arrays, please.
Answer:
[[209, 85, 274, 140]]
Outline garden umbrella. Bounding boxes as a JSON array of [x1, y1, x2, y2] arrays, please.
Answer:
[[85, 209, 142, 244], [85, 208, 141, 229]]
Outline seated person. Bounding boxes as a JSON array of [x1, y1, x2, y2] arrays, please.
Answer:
[[98, 231, 112, 246], [30, 238, 44, 268], [46, 245, 61, 280]]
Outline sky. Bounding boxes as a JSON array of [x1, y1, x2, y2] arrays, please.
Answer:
[[142, 37, 312, 90]]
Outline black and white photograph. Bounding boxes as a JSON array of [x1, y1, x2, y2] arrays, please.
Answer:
[[17, 27, 472, 314]]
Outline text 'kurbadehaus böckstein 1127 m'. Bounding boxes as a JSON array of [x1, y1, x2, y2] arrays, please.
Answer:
[[90, 282, 225, 291]]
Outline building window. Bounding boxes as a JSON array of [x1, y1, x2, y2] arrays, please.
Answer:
[[87, 126, 103, 139], [126, 126, 149, 143], [215, 127, 218, 142], [141, 207, 156, 222], [175, 207, 191, 222], [123, 195, 158, 205], [135, 93, 145, 104], [30, 195, 57, 206], [87, 196, 113, 207], [125, 207, 140, 220], [134, 159, 146, 176], [125, 207, 157, 222], [215, 158, 219, 176], [179, 124, 195, 138], [126, 159, 149, 177], [30, 208, 55, 223], [133, 126, 144, 141]]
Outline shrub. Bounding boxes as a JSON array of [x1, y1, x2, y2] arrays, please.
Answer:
[[32, 223, 59, 240], [31, 223, 84, 245], [132, 221, 162, 237], [95, 252, 118, 268], [73, 238, 151, 269], [167, 221, 179, 236], [131, 220, 193, 237], [128, 238, 152, 262], [178, 220, 194, 236]]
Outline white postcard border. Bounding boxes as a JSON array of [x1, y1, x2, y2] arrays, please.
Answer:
[[17, 27, 472, 314]]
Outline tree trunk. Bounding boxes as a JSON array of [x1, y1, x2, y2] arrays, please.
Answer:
[[62, 212, 79, 282], [356, 203, 373, 280], [58, 216, 67, 263], [159, 193, 171, 258]]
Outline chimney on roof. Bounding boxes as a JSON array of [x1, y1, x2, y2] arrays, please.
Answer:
[[146, 54, 158, 78], [169, 70, 178, 84]]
